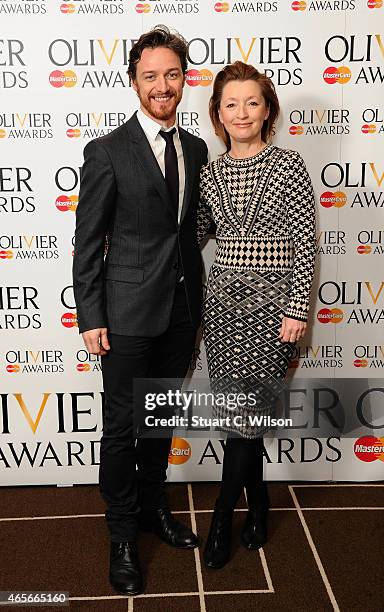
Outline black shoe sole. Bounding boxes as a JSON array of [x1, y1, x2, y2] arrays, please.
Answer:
[[241, 536, 267, 550], [110, 583, 143, 596]]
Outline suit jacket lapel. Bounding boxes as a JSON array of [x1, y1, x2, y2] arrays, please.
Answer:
[[179, 128, 194, 224], [125, 113, 177, 223]]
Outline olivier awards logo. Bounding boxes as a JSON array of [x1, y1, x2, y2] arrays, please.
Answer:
[[317, 281, 384, 325], [134, 0, 200, 14], [321, 161, 384, 209], [0, 40, 28, 89], [0, 0, 46, 15], [356, 231, 384, 255], [323, 35, 384, 85], [5, 350, 64, 374], [65, 111, 128, 139], [59, 0, 126, 14], [0, 166, 36, 214], [288, 108, 350, 136], [214, 1, 278, 12], [353, 345, 384, 368], [0, 235, 60, 262], [0, 113, 53, 140], [291, 0, 355, 11]]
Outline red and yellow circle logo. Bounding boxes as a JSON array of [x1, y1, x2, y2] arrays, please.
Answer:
[[317, 308, 344, 324], [0, 129, 7, 139], [367, 0, 383, 8], [136, 3, 151, 12], [323, 66, 351, 84], [61, 312, 78, 328], [354, 436, 384, 462], [353, 358, 368, 367], [289, 125, 304, 135], [55, 195, 78, 212], [361, 124, 376, 134], [214, 1, 230, 11], [66, 128, 81, 138], [60, 3, 76, 13], [291, 0, 307, 9], [76, 363, 90, 372], [49, 70, 77, 88], [320, 192, 347, 208], [6, 364, 20, 373], [357, 245, 372, 254], [0, 250, 13, 260], [168, 438, 191, 465], [186, 69, 213, 87]]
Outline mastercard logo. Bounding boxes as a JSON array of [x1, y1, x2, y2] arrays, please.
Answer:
[[0, 129, 6, 139], [214, 1, 230, 11], [76, 363, 90, 372], [61, 312, 78, 328], [49, 70, 77, 88], [354, 436, 384, 462], [353, 358, 368, 367], [320, 191, 347, 208], [323, 66, 351, 84], [317, 308, 343, 324], [135, 3, 150, 12], [55, 195, 78, 212], [168, 437, 191, 465], [367, 0, 382, 7], [289, 125, 304, 135], [357, 245, 372, 254], [60, 3, 76, 13], [361, 124, 376, 134], [291, 0, 306, 9], [186, 69, 213, 87], [6, 364, 20, 373], [66, 128, 81, 138], [0, 250, 13, 259]]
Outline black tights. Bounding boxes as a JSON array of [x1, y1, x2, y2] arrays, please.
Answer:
[[217, 436, 269, 512]]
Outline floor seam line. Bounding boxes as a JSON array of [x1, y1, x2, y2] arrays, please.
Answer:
[[188, 484, 206, 612], [289, 485, 340, 612]]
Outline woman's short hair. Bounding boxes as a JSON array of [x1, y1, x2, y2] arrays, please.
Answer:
[[209, 61, 280, 151], [128, 25, 188, 82]]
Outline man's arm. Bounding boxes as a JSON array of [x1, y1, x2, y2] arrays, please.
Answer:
[[72, 140, 116, 344]]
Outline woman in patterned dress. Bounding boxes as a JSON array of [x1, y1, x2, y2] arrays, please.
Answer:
[[197, 62, 316, 569]]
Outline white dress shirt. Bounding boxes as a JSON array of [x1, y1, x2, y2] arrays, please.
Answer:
[[136, 108, 185, 224]]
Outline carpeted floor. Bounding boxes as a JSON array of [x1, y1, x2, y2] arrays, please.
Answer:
[[0, 482, 383, 611]]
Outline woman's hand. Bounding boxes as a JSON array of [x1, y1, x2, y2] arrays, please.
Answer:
[[279, 317, 307, 343]]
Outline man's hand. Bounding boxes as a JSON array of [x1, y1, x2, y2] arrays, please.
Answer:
[[82, 328, 110, 355], [279, 317, 307, 343]]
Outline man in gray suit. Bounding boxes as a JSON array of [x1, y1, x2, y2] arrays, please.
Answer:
[[73, 26, 208, 595]]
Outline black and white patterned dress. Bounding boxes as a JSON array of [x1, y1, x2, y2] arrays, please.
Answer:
[[198, 145, 316, 438]]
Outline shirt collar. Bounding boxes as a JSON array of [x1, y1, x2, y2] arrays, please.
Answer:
[[136, 108, 179, 142]]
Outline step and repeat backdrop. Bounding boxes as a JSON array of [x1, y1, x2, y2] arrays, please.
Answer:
[[1, 0, 383, 485]]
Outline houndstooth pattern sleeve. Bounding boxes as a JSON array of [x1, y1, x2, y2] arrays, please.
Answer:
[[197, 163, 214, 244], [283, 150, 316, 322]]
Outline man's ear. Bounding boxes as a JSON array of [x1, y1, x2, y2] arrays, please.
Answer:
[[132, 78, 138, 94]]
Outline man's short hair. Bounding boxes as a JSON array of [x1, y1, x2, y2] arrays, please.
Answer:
[[128, 25, 188, 82]]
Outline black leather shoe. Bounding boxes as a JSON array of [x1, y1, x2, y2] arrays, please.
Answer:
[[203, 502, 233, 569], [241, 508, 268, 550], [109, 541, 143, 595], [139, 507, 199, 549]]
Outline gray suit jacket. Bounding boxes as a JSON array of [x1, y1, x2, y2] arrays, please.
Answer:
[[72, 112, 208, 336]]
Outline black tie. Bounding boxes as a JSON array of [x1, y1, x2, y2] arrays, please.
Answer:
[[159, 128, 179, 217]]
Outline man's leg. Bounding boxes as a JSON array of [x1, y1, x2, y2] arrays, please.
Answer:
[[136, 282, 197, 510], [100, 334, 153, 542]]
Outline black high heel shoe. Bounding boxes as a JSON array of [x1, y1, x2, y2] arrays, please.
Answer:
[[204, 501, 233, 569], [242, 482, 269, 550]]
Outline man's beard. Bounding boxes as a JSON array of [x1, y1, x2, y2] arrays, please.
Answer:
[[138, 89, 181, 121]]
